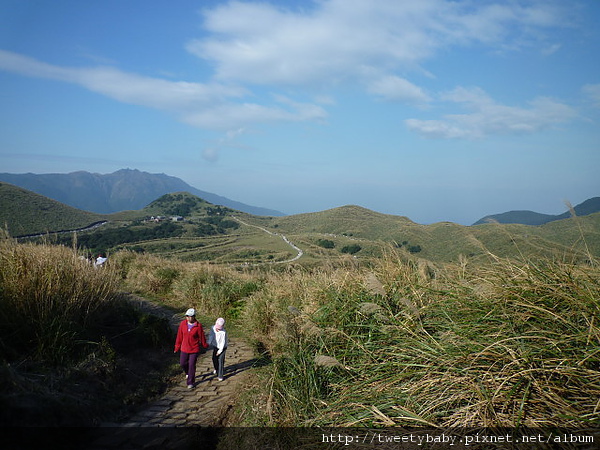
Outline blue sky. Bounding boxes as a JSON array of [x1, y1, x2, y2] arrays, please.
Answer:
[[0, 0, 599, 225]]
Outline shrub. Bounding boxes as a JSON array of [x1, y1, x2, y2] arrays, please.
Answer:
[[317, 239, 335, 249], [341, 244, 361, 254]]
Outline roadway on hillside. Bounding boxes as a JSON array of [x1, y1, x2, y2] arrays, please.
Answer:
[[14, 220, 108, 239], [232, 216, 304, 263]]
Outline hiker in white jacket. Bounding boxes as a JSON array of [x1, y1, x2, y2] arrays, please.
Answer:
[[208, 317, 228, 381]]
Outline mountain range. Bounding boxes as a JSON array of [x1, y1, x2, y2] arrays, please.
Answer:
[[0, 169, 285, 217], [1, 169, 598, 225], [473, 197, 600, 226]]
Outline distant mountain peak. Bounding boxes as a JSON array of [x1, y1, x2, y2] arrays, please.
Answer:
[[473, 197, 600, 226], [0, 169, 285, 217]]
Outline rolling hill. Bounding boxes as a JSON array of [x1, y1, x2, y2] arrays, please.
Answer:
[[265, 204, 600, 264], [0, 182, 108, 237], [0, 169, 285, 217], [3, 184, 599, 265]]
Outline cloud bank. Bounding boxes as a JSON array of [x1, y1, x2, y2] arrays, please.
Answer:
[[189, 0, 568, 87], [0, 0, 582, 160], [406, 87, 577, 139]]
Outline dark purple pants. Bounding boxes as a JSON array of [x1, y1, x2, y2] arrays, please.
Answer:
[[180, 351, 199, 386]]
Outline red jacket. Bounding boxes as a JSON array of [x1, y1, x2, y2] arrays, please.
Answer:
[[174, 320, 208, 353]]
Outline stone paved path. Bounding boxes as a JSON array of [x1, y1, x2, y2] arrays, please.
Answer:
[[87, 294, 260, 449], [120, 338, 256, 427]]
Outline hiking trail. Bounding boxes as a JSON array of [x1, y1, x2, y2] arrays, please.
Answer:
[[90, 294, 259, 448]]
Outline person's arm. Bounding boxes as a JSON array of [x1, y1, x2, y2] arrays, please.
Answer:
[[199, 324, 208, 349], [174, 322, 183, 353], [207, 328, 215, 349], [216, 331, 226, 355]]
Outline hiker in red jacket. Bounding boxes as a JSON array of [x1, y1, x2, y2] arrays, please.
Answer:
[[174, 308, 208, 389]]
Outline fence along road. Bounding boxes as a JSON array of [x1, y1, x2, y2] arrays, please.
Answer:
[[232, 216, 303, 264]]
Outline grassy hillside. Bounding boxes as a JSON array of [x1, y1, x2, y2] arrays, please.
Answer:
[[0, 239, 173, 426], [5, 186, 599, 265], [0, 182, 105, 236], [264, 205, 600, 263], [471, 214, 600, 263], [231, 250, 600, 430], [269, 205, 415, 236]]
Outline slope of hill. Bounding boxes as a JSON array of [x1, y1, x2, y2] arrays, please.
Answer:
[[0, 169, 285, 217], [270, 205, 416, 238], [473, 197, 600, 225], [4, 184, 598, 264], [554, 197, 600, 220], [0, 182, 104, 236], [260, 205, 599, 263]]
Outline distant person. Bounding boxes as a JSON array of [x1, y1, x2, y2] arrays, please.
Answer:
[[174, 308, 208, 389], [94, 253, 107, 268], [208, 317, 228, 381]]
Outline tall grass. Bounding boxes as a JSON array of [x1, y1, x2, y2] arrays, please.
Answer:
[[240, 249, 600, 429], [114, 251, 263, 319], [0, 239, 175, 426], [0, 238, 120, 364]]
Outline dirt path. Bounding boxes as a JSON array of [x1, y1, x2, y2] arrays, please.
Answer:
[[89, 294, 259, 448], [232, 216, 304, 263]]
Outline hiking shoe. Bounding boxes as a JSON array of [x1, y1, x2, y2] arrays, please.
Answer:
[[213, 370, 217, 375], [187, 384, 194, 389], [218, 378, 224, 381]]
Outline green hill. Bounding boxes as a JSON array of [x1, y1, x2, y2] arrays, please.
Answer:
[[0, 182, 105, 237], [270, 205, 415, 237], [473, 197, 600, 225], [3, 185, 598, 264], [263, 205, 600, 263], [0, 169, 284, 216]]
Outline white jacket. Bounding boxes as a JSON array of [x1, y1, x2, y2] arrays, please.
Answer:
[[209, 326, 228, 354]]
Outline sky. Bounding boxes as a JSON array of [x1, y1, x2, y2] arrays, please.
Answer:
[[0, 0, 599, 225]]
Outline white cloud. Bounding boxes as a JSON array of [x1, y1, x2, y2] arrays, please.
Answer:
[[367, 75, 431, 104], [0, 49, 326, 132], [582, 84, 600, 108], [202, 128, 245, 162], [0, 1, 577, 150], [188, 0, 569, 88], [0, 49, 241, 110], [406, 86, 577, 139], [541, 43, 561, 56]]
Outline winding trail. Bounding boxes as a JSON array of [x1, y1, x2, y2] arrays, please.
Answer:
[[90, 294, 259, 449], [232, 216, 304, 263]]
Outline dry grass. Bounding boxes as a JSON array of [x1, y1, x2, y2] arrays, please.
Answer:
[[0, 238, 176, 426], [0, 237, 121, 363], [113, 250, 263, 319], [239, 248, 600, 429]]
